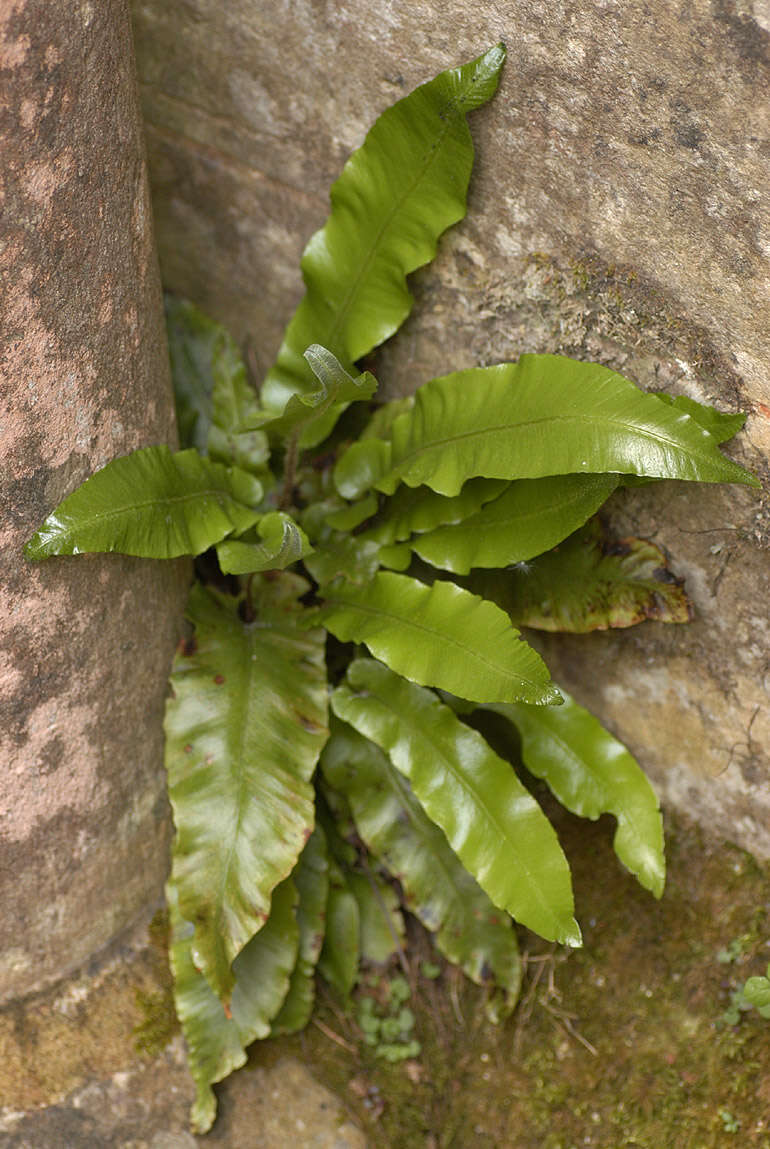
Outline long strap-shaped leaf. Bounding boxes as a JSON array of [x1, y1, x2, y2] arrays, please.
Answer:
[[657, 393, 747, 444], [413, 474, 618, 573], [312, 570, 559, 705], [259, 45, 506, 428], [322, 722, 521, 1020], [25, 445, 263, 560], [271, 826, 330, 1035], [334, 355, 756, 498], [348, 871, 406, 966], [165, 295, 216, 452], [168, 876, 299, 1135], [317, 855, 361, 998], [165, 577, 328, 1003], [482, 692, 665, 897], [331, 660, 580, 946]]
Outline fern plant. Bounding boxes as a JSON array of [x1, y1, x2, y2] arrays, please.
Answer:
[[25, 45, 758, 1133]]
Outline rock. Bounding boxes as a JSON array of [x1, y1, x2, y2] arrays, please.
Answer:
[[1, 0, 188, 1004], [130, 0, 769, 857]]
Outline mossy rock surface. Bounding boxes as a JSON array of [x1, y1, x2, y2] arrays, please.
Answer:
[[2, 811, 768, 1147]]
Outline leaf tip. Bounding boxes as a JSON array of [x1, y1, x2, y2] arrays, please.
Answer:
[[477, 42, 507, 77], [190, 1089, 217, 1136], [23, 535, 43, 560], [646, 866, 666, 901], [562, 919, 583, 949]]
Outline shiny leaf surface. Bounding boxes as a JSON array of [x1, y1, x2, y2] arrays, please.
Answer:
[[334, 438, 393, 501], [345, 355, 756, 498], [216, 512, 313, 574], [322, 723, 521, 1019], [413, 474, 618, 573], [165, 577, 327, 1002], [471, 519, 692, 632], [25, 446, 262, 560], [483, 691, 665, 896], [313, 570, 559, 705], [325, 492, 380, 532], [361, 477, 507, 546], [304, 535, 384, 588], [655, 393, 747, 444], [168, 884, 245, 1135], [260, 46, 506, 424], [331, 661, 580, 945], [230, 876, 300, 1045], [260, 346, 378, 447]]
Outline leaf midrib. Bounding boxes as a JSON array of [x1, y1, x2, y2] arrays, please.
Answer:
[[352, 685, 566, 932], [389, 411, 729, 483], [512, 710, 657, 866], [214, 623, 264, 965], [297, 76, 477, 372], [324, 583, 545, 693], [49, 486, 251, 534], [377, 757, 490, 917]]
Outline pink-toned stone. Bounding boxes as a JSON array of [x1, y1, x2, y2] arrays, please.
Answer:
[[0, 0, 188, 1002]]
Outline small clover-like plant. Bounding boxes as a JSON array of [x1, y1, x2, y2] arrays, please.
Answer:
[[25, 46, 758, 1133], [742, 966, 770, 1019]]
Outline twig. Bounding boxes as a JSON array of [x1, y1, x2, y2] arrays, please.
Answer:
[[316, 980, 364, 1040], [512, 946, 555, 1054], [311, 1017, 358, 1054], [448, 965, 465, 1027], [539, 999, 598, 1056]]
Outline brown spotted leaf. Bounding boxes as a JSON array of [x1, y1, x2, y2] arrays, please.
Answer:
[[469, 519, 692, 632], [165, 575, 328, 1005]]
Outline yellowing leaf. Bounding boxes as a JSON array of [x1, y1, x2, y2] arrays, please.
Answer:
[[168, 875, 299, 1135], [471, 519, 692, 632]]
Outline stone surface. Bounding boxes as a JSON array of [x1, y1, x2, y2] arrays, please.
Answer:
[[202, 1059, 367, 1149], [131, 0, 769, 855], [0, 918, 365, 1148], [1, 816, 768, 1146], [0, 0, 189, 1002]]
